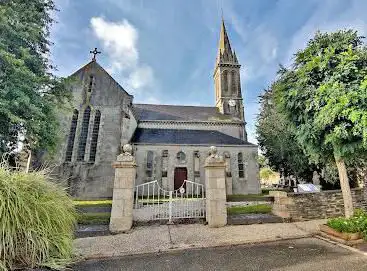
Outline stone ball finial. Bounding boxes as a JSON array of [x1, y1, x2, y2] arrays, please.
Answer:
[[116, 144, 134, 162], [122, 144, 132, 155], [209, 146, 218, 157]]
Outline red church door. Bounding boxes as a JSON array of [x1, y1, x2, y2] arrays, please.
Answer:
[[174, 167, 187, 190]]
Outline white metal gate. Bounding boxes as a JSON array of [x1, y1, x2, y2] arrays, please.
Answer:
[[133, 180, 205, 222]]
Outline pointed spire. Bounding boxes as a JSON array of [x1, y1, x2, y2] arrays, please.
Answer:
[[218, 19, 232, 55], [216, 18, 235, 65]]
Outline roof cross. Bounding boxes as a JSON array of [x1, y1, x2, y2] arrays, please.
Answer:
[[89, 47, 101, 61]]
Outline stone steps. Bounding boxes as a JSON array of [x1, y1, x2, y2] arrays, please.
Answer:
[[228, 214, 284, 225]]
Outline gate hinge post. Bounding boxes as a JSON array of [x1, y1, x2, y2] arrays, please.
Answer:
[[167, 191, 174, 224]]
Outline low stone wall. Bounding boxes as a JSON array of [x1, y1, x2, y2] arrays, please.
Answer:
[[271, 188, 366, 221]]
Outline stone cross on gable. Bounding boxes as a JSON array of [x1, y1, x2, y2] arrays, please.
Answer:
[[90, 47, 101, 61]]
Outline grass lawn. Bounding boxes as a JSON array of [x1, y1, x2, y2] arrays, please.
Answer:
[[227, 204, 272, 215], [74, 200, 112, 207], [77, 212, 111, 225]]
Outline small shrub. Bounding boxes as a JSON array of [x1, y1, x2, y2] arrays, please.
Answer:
[[327, 209, 367, 239], [0, 166, 77, 270]]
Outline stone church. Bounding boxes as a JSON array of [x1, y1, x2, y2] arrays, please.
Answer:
[[56, 20, 260, 199]]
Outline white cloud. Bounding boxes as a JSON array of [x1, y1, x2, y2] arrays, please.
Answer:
[[127, 65, 154, 90], [90, 17, 156, 96], [91, 17, 138, 71]]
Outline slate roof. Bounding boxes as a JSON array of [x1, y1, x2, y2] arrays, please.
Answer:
[[131, 128, 250, 145], [133, 104, 235, 121]]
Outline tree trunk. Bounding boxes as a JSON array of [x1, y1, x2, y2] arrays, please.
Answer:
[[335, 156, 354, 218]]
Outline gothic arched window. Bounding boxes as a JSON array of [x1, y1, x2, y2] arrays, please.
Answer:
[[222, 70, 228, 93], [238, 153, 244, 178], [65, 109, 78, 161], [89, 110, 101, 162], [146, 151, 154, 177], [77, 106, 91, 161], [231, 71, 237, 94]]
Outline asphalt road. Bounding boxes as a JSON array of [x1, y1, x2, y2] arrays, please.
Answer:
[[73, 238, 367, 271]]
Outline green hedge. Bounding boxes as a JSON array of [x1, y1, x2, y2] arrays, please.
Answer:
[[0, 167, 77, 270]]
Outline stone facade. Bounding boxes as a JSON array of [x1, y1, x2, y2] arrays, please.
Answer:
[[55, 61, 137, 199], [272, 189, 367, 221], [134, 144, 259, 195]]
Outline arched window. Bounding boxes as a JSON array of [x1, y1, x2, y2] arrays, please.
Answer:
[[231, 71, 237, 94], [89, 110, 101, 162], [238, 153, 244, 178], [65, 109, 78, 161], [77, 106, 91, 161], [146, 151, 154, 177], [222, 70, 228, 93], [88, 75, 94, 93]]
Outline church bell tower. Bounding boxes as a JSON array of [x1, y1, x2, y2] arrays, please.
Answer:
[[214, 19, 244, 121]]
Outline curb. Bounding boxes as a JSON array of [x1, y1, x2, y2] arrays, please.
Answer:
[[315, 235, 367, 257]]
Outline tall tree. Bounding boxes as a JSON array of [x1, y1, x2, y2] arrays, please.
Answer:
[[276, 30, 367, 217], [0, 0, 69, 156], [256, 86, 317, 183]]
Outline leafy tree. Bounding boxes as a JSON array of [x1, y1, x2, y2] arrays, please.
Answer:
[[276, 30, 367, 217], [0, 0, 69, 157], [256, 86, 318, 184], [259, 167, 277, 181]]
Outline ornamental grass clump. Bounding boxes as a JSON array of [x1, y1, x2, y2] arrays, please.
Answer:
[[0, 166, 77, 270]]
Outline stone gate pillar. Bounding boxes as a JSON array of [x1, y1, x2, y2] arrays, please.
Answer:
[[204, 146, 227, 227], [109, 144, 137, 233]]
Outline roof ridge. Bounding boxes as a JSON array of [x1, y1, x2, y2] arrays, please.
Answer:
[[133, 103, 216, 108]]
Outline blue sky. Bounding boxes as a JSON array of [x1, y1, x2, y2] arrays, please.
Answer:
[[51, 0, 367, 143]]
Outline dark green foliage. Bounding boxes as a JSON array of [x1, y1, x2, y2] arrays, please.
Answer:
[[256, 86, 318, 182], [0, 0, 70, 155], [278, 30, 367, 164], [327, 209, 367, 239]]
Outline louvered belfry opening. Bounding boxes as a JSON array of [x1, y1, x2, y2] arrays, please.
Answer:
[[77, 106, 91, 161], [65, 109, 79, 161], [89, 110, 101, 162]]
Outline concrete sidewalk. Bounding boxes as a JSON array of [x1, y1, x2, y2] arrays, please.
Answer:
[[73, 219, 326, 260]]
